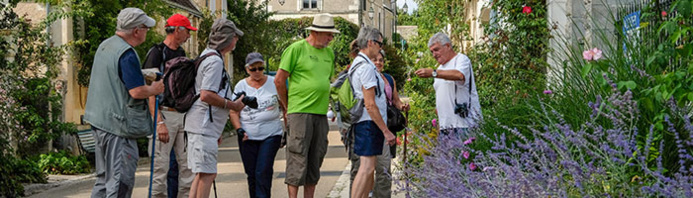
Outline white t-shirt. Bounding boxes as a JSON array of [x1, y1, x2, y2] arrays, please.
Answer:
[[233, 76, 283, 140], [349, 52, 387, 124], [184, 48, 231, 138], [433, 53, 482, 129]]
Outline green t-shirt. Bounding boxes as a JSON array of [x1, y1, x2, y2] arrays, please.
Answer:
[[279, 39, 335, 115]]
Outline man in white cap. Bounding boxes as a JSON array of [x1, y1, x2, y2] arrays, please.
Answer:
[[83, 7, 162, 198], [274, 13, 340, 198], [142, 13, 197, 198]]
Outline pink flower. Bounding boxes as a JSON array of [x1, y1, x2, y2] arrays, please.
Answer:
[[469, 162, 477, 170], [431, 119, 437, 127], [582, 48, 603, 61], [522, 6, 532, 14], [463, 137, 476, 145], [582, 50, 593, 61], [463, 150, 470, 159], [407, 78, 412, 82], [662, 11, 667, 17], [591, 48, 603, 60], [543, 90, 553, 94]]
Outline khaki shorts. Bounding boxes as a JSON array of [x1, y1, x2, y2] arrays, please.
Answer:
[[285, 113, 329, 186], [187, 133, 219, 173]]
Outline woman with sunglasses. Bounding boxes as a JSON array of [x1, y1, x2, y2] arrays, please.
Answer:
[[229, 52, 285, 198]]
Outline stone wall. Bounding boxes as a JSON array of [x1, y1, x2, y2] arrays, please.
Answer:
[[546, 0, 635, 85]]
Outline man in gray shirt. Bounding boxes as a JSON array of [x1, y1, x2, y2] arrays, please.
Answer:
[[184, 18, 246, 198]]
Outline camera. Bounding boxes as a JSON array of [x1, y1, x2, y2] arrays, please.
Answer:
[[234, 91, 259, 109], [454, 102, 469, 118]]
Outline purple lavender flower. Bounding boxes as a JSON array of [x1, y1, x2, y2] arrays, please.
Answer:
[[543, 90, 553, 94], [400, 88, 693, 197]]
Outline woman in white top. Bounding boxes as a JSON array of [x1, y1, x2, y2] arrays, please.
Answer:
[[229, 52, 284, 198]]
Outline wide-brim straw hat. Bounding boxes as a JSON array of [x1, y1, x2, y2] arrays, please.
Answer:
[[305, 13, 341, 34]]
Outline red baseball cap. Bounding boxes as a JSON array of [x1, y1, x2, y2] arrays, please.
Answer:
[[166, 14, 197, 31]]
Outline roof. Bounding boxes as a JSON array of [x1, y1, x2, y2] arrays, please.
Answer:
[[165, 0, 202, 17]]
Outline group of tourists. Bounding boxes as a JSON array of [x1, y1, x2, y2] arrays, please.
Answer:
[[83, 7, 481, 198]]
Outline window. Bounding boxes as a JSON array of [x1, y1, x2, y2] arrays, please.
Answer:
[[303, 0, 317, 9], [362, 0, 366, 10]]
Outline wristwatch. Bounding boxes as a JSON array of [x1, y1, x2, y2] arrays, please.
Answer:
[[431, 69, 438, 78]]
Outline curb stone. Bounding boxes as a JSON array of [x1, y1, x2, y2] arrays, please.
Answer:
[[327, 161, 352, 198], [23, 173, 96, 196]]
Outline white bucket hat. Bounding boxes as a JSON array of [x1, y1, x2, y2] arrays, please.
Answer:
[[305, 13, 341, 34]]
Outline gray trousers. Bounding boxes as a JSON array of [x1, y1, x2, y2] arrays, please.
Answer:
[[149, 111, 193, 198], [91, 127, 139, 198], [349, 138, 392, 198]]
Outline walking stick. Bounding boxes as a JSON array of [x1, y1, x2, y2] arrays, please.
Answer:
[[213, 179, 218, 198], [403, 110, 410, 197], [148, 95, 159, 198]]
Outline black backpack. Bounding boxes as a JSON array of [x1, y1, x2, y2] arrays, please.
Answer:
[[162, 52, 226, 112]]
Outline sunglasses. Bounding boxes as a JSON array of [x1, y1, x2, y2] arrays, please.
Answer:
[[371, 40, 383, 47], [248, 67, 265, 72]]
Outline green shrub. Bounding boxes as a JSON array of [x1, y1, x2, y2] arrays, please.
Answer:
[[0, 152, 47, 197], [38, 151, 91, 175]]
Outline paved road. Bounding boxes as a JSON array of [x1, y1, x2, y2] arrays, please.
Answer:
[[29, 128, 349, 198]]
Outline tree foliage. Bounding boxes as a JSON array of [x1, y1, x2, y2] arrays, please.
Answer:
[[470, 0, 551, 108], [411, 0, 470, 49], [224, 0, 274, 82], [396, 9, 417, 26], [0, 1, 76, 196], [72, 0, 172, 86]]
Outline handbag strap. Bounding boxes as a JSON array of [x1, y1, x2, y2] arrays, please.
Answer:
[[349, 54, 381, 98], [383, 73, 395, 105]]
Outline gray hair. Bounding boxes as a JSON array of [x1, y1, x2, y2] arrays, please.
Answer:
[[356, 26, 382, 49], [428, 32, 452, 47], [116, 28, 135, 35]]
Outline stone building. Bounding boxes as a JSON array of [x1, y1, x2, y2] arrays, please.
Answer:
[[262, 0, 396, 42]]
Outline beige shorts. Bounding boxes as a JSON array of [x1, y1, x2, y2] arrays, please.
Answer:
[[284, 113, 329, 186], [187, 133, 219, 173]]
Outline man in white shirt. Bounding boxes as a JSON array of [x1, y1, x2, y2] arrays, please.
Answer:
[[414, 32, 482, 138]]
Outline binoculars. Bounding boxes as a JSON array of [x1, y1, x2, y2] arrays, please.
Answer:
[[235, 91, 258, 109]]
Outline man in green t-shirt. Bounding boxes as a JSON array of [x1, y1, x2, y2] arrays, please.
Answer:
[[274, 13, 339, 198]]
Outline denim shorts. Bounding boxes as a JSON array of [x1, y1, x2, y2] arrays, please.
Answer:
[[353, 121, 384, 156]]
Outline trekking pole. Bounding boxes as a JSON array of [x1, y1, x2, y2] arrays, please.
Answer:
[[148, 96, 159, 198], [404, 110, 409, 197], [213, 179, 218, 198]]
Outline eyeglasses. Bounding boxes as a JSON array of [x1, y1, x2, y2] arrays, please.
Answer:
[[371, 40, 383, 47], [136, 25, 150, 32], [248, 67, 265, 72]]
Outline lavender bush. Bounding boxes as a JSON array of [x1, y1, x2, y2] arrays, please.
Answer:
[[399, 88, 693, 197]]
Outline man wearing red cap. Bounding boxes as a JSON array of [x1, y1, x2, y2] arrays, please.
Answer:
[[142, 13, 197, 198]]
